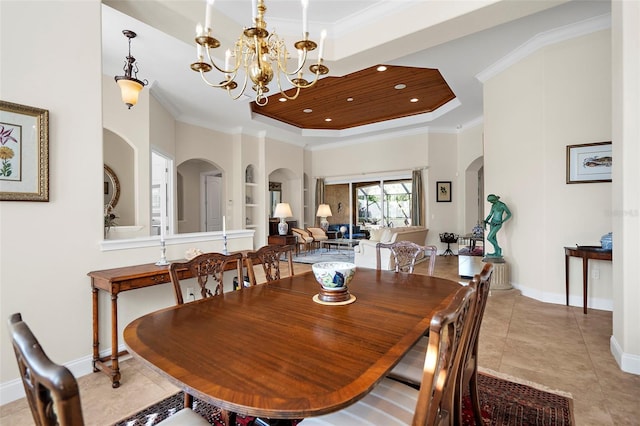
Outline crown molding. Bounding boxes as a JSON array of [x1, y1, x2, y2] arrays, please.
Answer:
[[476, 13, 611, 83]]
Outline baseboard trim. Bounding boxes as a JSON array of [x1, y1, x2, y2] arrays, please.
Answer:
[[610, 335, 640, 375], [513, 282, 613, 312], [1, 344, 129, 405]]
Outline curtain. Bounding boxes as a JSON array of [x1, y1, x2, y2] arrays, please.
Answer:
[[315, 178, 325, 226], [411, 169, 423, 226]]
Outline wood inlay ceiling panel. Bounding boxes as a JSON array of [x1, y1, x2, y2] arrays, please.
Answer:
[[250, 65, 456, 130]]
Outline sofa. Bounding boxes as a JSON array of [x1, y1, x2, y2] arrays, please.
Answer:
[[327, 224, 369, 239], [354, 226, 429, 270]]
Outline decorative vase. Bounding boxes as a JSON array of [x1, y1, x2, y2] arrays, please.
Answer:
[[278, 219, 288, 235]]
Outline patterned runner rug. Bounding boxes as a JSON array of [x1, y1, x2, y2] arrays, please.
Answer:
[[113, 371, 573, 425]]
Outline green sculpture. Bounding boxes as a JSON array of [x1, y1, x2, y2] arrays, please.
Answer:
[[484, 194, 512, 258]]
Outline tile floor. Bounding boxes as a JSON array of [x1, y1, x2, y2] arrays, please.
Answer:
[[2, 256, 639, 425]]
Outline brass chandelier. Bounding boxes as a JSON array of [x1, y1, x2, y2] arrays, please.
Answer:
[[190, 0, 329, 106]]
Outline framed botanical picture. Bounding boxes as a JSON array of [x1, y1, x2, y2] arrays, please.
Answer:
[[0, 100, 49, 201], [436, 181, 452, 202], [566, 141, 612, 184]]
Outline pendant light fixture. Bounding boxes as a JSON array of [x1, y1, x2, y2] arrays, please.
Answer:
[[114, 30, 148, 109]]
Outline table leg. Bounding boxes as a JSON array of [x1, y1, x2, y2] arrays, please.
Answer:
[[110, 293, 121, 388], [582, 256, 589, 314], [92, 286, 100, 372], [565, 255, 570, 306]]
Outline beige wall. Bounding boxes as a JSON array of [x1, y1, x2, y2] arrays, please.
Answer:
[[0, 1, 253, 402], [484, 30, 612, 306], [611, 0, 640, 373]]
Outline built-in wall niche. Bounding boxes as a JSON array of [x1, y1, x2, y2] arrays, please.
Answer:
[[268, 181, 282, 218], [268, 168, 301, 224], [245, 164, 258, 229]]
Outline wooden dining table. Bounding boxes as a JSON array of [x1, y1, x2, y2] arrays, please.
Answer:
[[123, 269, 460, 422]]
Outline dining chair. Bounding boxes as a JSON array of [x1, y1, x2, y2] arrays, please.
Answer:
[[455, 262, 494, 425], [376, 240, 438, 274], [386, 263, 494, 425], [7, 313, 209, 426], [169, 251, 243, 305], [245, 244, 295, 286], [299, 284, 477, 426], [168, 252, 243, 424]]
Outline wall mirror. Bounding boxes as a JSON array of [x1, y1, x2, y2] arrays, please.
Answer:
[[269, 181, 281, 218], [104, 164, 120, 209]]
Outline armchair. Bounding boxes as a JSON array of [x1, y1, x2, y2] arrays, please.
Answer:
[[291, 227, 313, 254], [306, 227, 328, 250]]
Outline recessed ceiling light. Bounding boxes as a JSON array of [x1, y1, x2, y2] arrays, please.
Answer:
[[325, 118, 332, 122], [278, 97, 287, 102], [346, 97, 354, 102], [303, 108, 313, 113], [377, 65, 387, 72], [394, 83, 406, 90], [410, 98, 419, 103]]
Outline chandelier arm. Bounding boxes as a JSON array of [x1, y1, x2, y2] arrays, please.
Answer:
[[276, 47, 309, 77], [274, 71, 302, 100], [226, 72, 250, 101], [279, 65, 322, 90], [204, 46, 237, 75], [198, 70, 235, 89]]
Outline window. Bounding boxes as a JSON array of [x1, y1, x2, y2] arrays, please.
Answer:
[[356, 179, 412, 227]]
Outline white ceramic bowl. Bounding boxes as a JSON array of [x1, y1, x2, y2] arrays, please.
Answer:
[[312, 262, 356, 289]]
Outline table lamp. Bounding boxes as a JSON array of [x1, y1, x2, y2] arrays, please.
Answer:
[[274, 203, 293, 235], [316, 204, 332, 232]]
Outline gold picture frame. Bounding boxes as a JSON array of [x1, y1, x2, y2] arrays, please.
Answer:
[[0, 100, 49, 201]]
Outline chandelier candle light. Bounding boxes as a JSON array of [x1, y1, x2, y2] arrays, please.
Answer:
[[191, 0, 329, 106]]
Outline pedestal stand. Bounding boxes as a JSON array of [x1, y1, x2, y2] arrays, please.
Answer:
[[482, 256, 511, 290]]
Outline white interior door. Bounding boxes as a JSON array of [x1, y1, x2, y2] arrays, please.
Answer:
[[204, 175, 222, 232]]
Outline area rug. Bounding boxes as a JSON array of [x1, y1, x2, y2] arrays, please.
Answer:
[[113, 371, 573, 425], [292, 248, 355, 265]]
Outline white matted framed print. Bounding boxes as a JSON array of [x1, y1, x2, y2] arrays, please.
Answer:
[[566, 141, 612, 184], [436, 181, 452, 202], [0, 100, 49, 201]]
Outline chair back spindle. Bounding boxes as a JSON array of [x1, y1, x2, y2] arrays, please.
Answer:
[[245, 244, 295, 286], [169, 252, 243, 305], [376, 240, 438, 274]]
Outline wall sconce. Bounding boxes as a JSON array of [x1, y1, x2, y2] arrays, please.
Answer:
[[114, 30, 148, 109], [273, 203, 293, 235], [316, 204, 332, 231]]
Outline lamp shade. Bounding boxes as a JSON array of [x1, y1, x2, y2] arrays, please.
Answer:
[[116, 78, 144, 109], [316, 204, 332, 217], [273, 203, 293, 218]]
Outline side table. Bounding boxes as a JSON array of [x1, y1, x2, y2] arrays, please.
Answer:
[[268, 234, 298, 254], [564, 246, 612, 314]]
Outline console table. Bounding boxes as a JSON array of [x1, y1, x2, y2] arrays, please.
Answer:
[[564, 246, 612, 314], [88, 257, 247, 387]]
